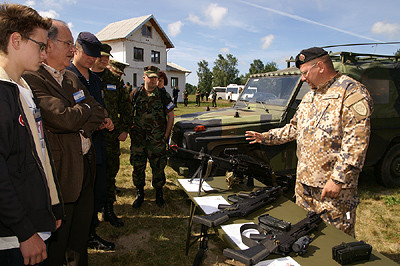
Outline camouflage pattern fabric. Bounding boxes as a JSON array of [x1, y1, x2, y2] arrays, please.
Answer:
[[195, 88, 201, 106], [183, 89, 189, 106], [262, 73, 373, 234], [99, 68, 133, 202], [295, 180, 358, 237], [130, 86, 173, 188], [212, 90, 217, 107], [263, 73, 373, 188]]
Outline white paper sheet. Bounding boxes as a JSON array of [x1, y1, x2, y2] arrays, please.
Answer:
[[178, 178, 214, 192], [220, 223, 260, 250], [254, 256, 301, 266], [193, 196, 230, 214]]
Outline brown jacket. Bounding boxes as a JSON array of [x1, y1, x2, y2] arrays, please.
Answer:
[[24, 66, 105, 203]]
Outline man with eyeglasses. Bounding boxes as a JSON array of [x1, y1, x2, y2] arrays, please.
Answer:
[[246, 47, 373, 237], [130, 65, 174, 208], [24, 20, 105, 266]]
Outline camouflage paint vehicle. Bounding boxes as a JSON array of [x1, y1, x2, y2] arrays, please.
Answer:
[[168, 52, 400, 187]]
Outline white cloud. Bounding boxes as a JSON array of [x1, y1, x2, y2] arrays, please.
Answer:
[[168, 21, 184, 37], [205, 3, 228, 27], [220, 47, 230, 53], [24, 0, 35, 7], [40, 0, 77, 9], [38, 9, 59, 19], [187, 3, 228, 28], [371, 22, 400, 40], [261, 35, 275, 49]]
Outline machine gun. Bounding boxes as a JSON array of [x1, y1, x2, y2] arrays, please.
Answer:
[[193, 186, 282, 228], [170, 145, 289, 195], [223, 211, 326, 266]]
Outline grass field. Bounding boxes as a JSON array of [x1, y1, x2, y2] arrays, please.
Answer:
[[88, 97, 400, 266]]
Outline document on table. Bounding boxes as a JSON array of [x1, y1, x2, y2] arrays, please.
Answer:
[[254, 256, 301, 266], [178, 178, 214, 192], [220, 223, 260, 250], [193, 196, 230, 214]]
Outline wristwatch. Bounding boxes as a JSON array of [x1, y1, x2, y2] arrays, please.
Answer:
[[332, 179, 344, 185]]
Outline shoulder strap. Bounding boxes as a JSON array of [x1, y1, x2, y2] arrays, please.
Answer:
[[130, 86, 142, 117]]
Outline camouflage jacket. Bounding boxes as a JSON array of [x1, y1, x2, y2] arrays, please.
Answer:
[[263, 73, 373, 189], [133, 86, 174, 136], [97, 68, 132, 133]]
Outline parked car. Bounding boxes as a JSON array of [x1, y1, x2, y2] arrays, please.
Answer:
[[169, 52, 400, 187]]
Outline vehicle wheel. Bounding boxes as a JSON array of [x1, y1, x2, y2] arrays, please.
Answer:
[[374, 143, 400, 187]]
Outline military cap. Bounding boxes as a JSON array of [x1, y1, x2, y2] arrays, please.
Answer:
[[101, 43, 113, 57], [295, 47, 328, 68], [77, 32, 102, 58], [109, 59, 129, 75], [144, 65, 159, 78]]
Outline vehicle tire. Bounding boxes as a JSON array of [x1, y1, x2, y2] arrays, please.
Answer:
[[374, 143, 400, 187]]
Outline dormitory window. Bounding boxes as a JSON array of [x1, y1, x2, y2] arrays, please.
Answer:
[[171, 77, 178, 88], [134, 47, 144, 61], [142, 25, 152, 38], [151, 50, 160, 64]]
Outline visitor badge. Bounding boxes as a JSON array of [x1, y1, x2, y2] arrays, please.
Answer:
[[167, 102, 175, 110], [107, 84, 117, 91], [73, 90, 85, 103]]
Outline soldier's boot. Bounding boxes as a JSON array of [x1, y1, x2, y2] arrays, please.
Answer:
[[87, 227, 115, 251], [155, 188, 165, 208], [132, 187, 145, 208], [103, 202, 124, 227]]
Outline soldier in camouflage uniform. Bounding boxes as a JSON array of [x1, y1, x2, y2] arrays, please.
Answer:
[[91, 44, 132, 227], [246, 47, 373, 237], [130, 66, 175, 208], [211, 88, 217, 107], [183, 88, 189, 106]]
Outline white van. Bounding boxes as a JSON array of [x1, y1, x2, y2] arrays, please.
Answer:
[[210, 87, 227, 100], [226, 84, 244, 101]]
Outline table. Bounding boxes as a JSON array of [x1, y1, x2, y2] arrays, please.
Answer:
[[178, 176, 399, 266]]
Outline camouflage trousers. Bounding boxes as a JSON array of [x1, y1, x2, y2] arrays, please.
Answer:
[[212, 99, 217, 107], [106, 130, 122, 203], [130, 129, 167, 189], [295, 180, 359, 237]]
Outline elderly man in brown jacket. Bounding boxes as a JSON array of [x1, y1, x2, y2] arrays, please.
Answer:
[[24, 20, 105, 266]]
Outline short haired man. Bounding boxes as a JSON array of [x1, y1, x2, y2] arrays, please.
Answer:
[[130, 66, 174, 208], [246, 47, 373, 237], [23, 20, 105, 265], [66, 32, 115, 251], [0, 4, 63, 265], [91, 43, 132, 228]]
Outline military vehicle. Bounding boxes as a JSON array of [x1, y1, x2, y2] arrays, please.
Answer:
[[168, 52, 400, 187]]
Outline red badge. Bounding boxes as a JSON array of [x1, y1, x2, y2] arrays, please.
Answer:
[[299, 54, 305, 62], [18, 115, 25, 126]]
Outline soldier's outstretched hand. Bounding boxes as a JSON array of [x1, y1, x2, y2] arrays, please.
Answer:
[[245, 131, 263, 144]]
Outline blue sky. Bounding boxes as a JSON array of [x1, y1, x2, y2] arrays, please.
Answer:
[[13, 0, 400, 85]]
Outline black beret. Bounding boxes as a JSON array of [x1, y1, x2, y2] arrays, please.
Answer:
[[295, 47, 328, 68], [77, 32, 102, 58]]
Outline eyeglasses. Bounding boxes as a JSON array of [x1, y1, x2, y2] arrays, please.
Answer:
[[27, 37, 47, 52], [56, 39, 76, 49], [300, 62, 318, 77]]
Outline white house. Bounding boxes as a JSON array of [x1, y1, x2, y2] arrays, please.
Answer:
[[96, 14, 191, 97]]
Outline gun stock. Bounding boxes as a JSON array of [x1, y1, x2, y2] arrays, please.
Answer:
[[192, 212, 230, 227], [223, 242, 274, 266]]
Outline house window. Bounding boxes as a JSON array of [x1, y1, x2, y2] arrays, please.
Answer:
[[151, 50, 160, 64], [142, 25, 152, 38], [134, 47, 144, 61], [133, 73, 137, 87], [171, 77, 178, 88]]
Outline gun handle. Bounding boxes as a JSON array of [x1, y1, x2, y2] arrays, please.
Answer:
[[223, 244, 271, 266], [193, 213, 230, 227]]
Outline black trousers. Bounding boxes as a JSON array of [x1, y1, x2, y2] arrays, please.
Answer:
[[47, 156, 94, 266]]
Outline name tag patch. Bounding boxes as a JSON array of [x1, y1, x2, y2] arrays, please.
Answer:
[[73, 90, 85, 103], [166, 102, 175, 110], [322, 93, 340, 100], [107, 84, 117, 91]]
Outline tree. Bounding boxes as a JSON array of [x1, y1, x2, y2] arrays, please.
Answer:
[[263, 61, 278, 73], [185, 83, 197, 94], [197, 60, 213, 93], [249, 59, 265, 75], [212, 54, 239, 87]]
